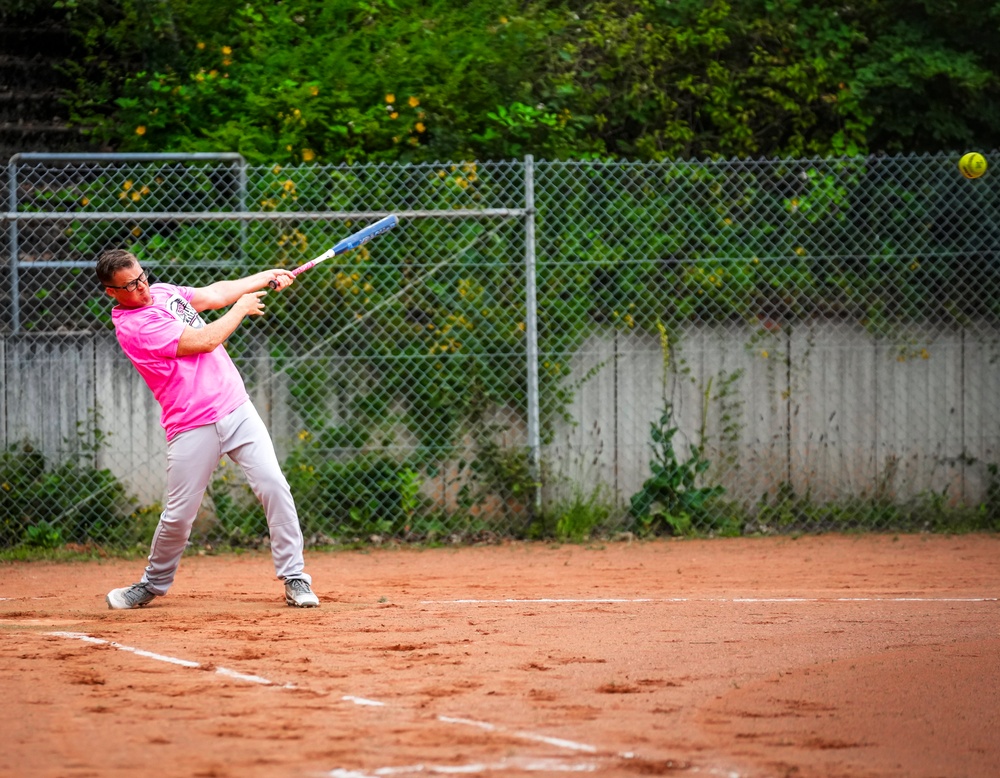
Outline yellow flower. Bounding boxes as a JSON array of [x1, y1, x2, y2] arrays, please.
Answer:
[[135, 126, 146, 136], [385, 93, 395, 103], [920, 348, 930, 359], [130, 192, 141, 202], [415, 122, 426, 133], [221, 46, 232, 55], [794, 246, 806, 256], [310, 85, 319, 96], [500, 16, 508, 23], [408, 96, 420, 108], [389, 112, 399, 120], [123, 180, 133, 190], [761, 350, 769, 358], [302, 149, 315, 161], [80, 197, 89, 206], [272, 165, 282, 174], [131, 226, 142, 236], [197, 42, 205, 50]]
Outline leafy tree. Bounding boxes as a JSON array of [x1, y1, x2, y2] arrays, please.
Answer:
[[45, 0, 1000, 161], [540, 0, 869, 159], [847, 0, 1000, 152]]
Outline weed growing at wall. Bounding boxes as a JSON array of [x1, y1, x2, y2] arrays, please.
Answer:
[[0, 438, 141, 550]]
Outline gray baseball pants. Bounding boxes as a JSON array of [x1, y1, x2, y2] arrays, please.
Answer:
[[141, 400, 310, 595]]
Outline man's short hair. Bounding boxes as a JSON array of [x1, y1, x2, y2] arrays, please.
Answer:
[[96, 249, 138, 286]]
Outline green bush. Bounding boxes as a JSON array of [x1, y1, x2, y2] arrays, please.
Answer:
[[285, 447, 420, 540], [0, 439, 139, 549], [630, 405, 727, 537]]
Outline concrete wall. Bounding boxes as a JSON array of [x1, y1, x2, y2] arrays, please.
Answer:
[[544, 322, 1000, 509], [3, 323, 999, 511]]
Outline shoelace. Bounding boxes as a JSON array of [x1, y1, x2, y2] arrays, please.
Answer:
[[286, 579, 311, 594], [122, 583, 152, 605]]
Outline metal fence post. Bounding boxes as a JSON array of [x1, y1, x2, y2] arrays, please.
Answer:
[[7, 156, 21, 333], [238, 155, 248, 263], [523, 155, 542, 516]]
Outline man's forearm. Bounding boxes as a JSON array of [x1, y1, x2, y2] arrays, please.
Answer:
[[198, 272, 273, 310], [176, 306, 247, 356]]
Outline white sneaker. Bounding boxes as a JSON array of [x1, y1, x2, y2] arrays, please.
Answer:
[[284, 578, 319, 608], [107, 582, 157, 609]]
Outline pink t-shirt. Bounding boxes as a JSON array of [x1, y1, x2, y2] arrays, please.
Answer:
[[112, 283, 248, 440]]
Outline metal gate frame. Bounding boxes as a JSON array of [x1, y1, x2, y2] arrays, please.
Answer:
[[2, 152, 544, 513]]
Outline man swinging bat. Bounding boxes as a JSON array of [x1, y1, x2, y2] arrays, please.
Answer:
[[95, 249, 320, 609]]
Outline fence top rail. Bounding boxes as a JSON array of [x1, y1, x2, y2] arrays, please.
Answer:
[[0, 208, 527, 223], [8, 152, 246, 165]]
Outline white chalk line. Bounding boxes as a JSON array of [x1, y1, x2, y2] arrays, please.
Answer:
[[437, 716, 595, 754], [47, 631, 297, 687], [45, 630, 710, 776], [343, 695, 387, 707], [328, 757, 599, 776], [420, 596, 998, 604], [327, 756, 741, 778]]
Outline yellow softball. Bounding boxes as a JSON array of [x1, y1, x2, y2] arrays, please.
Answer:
[[958, 152, 988, 179]]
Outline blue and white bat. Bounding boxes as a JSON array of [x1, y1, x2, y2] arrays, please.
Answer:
[[269, 214, 399, 288]]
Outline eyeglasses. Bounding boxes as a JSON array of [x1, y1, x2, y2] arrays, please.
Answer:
[[105, 270, 148, 292]]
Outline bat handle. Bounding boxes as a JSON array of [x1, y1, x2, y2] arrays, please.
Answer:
[[267, 265, 304, 290], [267, 256, 321, 289]]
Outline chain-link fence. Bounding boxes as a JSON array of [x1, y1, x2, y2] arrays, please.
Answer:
[[2, 152, 999, 550]]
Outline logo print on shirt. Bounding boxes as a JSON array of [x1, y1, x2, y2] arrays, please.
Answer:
[[165, 293, 205, 329]]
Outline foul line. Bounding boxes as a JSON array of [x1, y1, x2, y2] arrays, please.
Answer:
[[328, 757, 600, 776], [48, 631, 298, 687], [437, 716, 596, 753], [44, 630, 677, 775], [420, 596, 998, 605]]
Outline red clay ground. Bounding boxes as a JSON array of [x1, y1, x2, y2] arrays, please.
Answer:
[[1, 534, 998, 778]]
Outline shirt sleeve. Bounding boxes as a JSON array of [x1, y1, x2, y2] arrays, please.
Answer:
[[120, 305, 187, 360]]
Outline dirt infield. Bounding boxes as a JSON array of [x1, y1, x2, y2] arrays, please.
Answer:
[[2, 534, 998, 778]]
